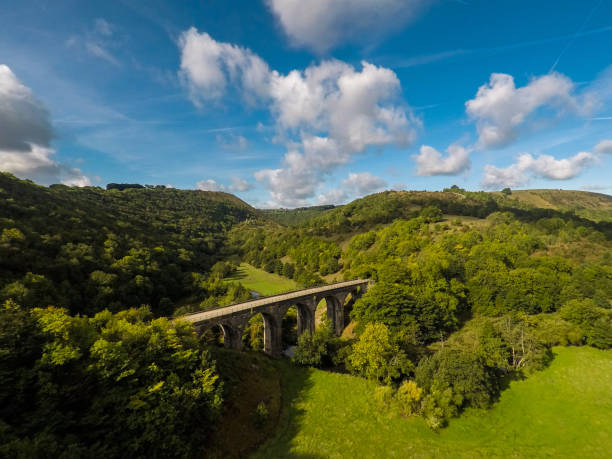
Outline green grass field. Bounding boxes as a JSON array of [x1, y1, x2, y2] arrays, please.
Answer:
[[225, 263, 299, 296], [254, 346, 612, 458]]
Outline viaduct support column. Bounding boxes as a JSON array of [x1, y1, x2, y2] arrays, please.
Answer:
[[296, 299, 316, 337], [262, 312, 283, 357]]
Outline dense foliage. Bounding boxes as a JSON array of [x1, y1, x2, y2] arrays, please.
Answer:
[[1, 176, 611, 450], [0, 173, 256, 316], [0, 301, 222, 458], [284, 192, 611, 428]]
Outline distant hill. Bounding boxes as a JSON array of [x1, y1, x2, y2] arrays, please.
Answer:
[[260, 205, 336, 226], [0, 173, 257, 315], [260, 189, 612, 233], [494, 189, 612, 222]]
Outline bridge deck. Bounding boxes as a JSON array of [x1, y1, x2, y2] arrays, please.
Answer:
[[181, 279, 369, 324]]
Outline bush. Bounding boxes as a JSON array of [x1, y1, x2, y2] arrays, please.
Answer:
[[254, 402, 269, 428], [293, 321, 339, 367], [416, 347, 499, 417], [348, 323, 413, 384], [395, 380, 423, 417]]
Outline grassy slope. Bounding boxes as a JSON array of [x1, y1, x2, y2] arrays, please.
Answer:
[[206, 350, 283, 459], [497, 189, 612, 221], [224, 263, 299, 296], [259, 206, 337, 226], [254, 346, 612, 458]]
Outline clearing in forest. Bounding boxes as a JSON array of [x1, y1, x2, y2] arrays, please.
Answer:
[[254, 346, 612, 458], [224, 263, 299, 296]]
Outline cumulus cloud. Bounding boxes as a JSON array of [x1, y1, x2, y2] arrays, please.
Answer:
[[594, 139, 612, 154], [195, 179, 225, 191], [414, 144, 471, 176], [0, 144, 91, 186], [466, 72, 594, 149], [229, 177, 254, 192], [316, 172, 386, 206], [481, 151, 596, 189], [0, 65, 53, 151], [196, 177, 254, 193], [0, 65, 90, 186], [317, 188, 348, 205], [266, 0, 431, 53], [179, 28, 270, 105], [178, 29, 418, 207], [343, 172, 387, 194]]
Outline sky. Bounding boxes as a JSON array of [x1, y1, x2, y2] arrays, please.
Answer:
[[0, 0, 611, 207]]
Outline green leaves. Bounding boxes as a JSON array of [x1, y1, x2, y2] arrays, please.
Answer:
[[348, 323, 412, 384], [0, 302, 223, 458]]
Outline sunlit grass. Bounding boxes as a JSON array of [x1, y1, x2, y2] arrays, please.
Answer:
[[255, 346, 612, 458], [225, 263, 299, 296]]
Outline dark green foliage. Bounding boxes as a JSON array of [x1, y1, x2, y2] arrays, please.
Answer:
[[293, 321, 340, 368], [419, 205, 443, 223], [560, 299, 612, 349], [416, 348, 499, 427], [0, 301, 222, 458], [259, 205, 336, 226], [0, 173, 256, 316], [106, 183, 144, 191]]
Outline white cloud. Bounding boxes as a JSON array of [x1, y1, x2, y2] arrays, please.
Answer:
[[178, 29, 419, 206], [517, 152, 595, 180], [343, 172, 387, 195], [196, 177, 254, 193], [0, 65, 53, 151], [178, 28, 270, 105], [0, 144, 91, 186], [481, 163, 528, 189], [466, 72, 593, 149], [317, 188, 348, 205], [594, 139, 612, 154], [316, 172, 387, 205], [266, 0, 431, 53], [229, 177, 254, 192], [414, 144, 471, 175], [0, 65, 91, 186], [195, 179, 225, 191], [481, 151, 596, 189], [254, 164, 318, 207]]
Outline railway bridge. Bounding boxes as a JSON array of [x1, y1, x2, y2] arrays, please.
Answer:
[[181, 279, 370, 357]]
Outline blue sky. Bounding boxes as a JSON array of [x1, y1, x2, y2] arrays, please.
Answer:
[[0, 0, 611, 207]]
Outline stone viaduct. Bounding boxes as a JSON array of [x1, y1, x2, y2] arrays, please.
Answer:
[[181, 279, 370, 357]]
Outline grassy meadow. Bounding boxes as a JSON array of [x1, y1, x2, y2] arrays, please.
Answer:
[[224, 263, 299, 296], [254, 346, 612, 458]]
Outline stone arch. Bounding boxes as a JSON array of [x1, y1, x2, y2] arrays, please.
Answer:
[[219, 323, 242, 351], [261, 312, 283, 357], [295, 301, 315, 336], [318, 294, 347, 336]]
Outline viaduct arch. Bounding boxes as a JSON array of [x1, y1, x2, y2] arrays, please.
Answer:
[[181, 279, 370, 357]]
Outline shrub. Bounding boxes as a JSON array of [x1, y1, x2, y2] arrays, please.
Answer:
[[349, 323, 413, 384], [254, 402, 269, 428], [395, 380, 423, 417]]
